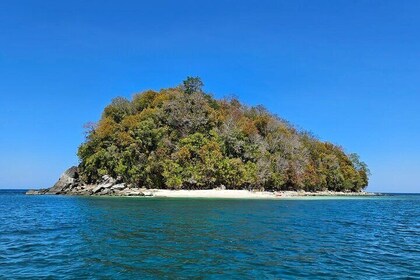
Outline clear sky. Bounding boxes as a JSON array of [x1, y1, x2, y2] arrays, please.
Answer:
[[0, 0, 419, 192]]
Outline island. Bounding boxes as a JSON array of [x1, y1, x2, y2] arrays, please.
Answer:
[[27, 77, 372, 198]]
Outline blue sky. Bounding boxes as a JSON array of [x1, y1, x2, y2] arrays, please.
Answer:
[[0, 0, 419, 192]]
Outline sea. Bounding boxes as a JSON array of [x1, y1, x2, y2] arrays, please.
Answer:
[[0, 190, 419, 279]]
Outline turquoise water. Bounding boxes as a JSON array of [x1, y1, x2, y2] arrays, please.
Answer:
[[0, 191, 419, 279]]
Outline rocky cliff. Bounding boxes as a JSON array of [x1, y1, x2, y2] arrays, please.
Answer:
[[26, 167, 153, 196]]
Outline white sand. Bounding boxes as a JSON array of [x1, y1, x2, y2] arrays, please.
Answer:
[[151, 189, 276, 199], [148, 189, 376, 199]]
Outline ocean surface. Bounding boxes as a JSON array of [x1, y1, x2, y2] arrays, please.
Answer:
[[0, 190, 418, 279]]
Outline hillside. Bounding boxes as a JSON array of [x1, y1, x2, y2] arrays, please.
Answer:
[[77, 77, 369, 192]]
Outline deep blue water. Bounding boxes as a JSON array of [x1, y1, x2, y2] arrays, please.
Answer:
[[0, 190, 419, 279]]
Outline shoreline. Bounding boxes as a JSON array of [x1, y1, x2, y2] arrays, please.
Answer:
[[27, 188, 379, 199], [25, 168, 378, 199], [130, 189, 379, 199]]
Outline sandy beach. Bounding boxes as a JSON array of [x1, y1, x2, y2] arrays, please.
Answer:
[[146, 189, 377, 199]]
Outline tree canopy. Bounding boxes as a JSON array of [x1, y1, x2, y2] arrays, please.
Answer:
[[77, 78, 370, 192]]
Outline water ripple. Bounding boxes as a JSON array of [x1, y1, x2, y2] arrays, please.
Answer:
[[0, 192, 419, 279]]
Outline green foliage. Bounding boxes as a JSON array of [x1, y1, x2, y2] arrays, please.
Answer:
[[182, 76, 204, 95], [132, 90, 158, 112], [77, 78, 370, 191], [103, 97, 133, 123]]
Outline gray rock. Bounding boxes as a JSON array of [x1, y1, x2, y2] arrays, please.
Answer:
[[111, 183, 126, 190], [26, 190, 40, 195], [126, 191, 144, 196], [99, 182, 114, 189], [47, 166, 79, 194], [101, 175, 116, 185], [91, 175, 117, 194], [101, 188, 111, 195], [78, 190, 91, 196], [92, 185, 104, 194]]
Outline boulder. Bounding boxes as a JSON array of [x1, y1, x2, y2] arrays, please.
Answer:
[[111, 183, 126, 190], [101, 175, 116, 184], [118, 188, 143, 196], [100, 182, 114, 189], [26, 189, 41, 195], [101, 188, 111, 195], [91, 175, 117, 194], [78, 190, 91, 196], [92, 185, 104, 194], [126, 191, 144, 196], [47, 166, 79, 194]]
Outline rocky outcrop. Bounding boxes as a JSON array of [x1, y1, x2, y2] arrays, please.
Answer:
[[92, 175, 116, 194], [26, 167, 153, 197], [26, 167, 375, 197], [46, 166, 79, 194], [111, 183, 126, 190], [26, 189, 46, 195]]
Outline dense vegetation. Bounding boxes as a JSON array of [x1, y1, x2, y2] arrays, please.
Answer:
[[78, 77, 369, 192]]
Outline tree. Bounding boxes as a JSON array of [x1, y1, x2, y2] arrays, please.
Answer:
[[77, 77, 370, 192], [182, 76, 204, 95], [164, 91, 216, 137], [103, 97, 133, 123]]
